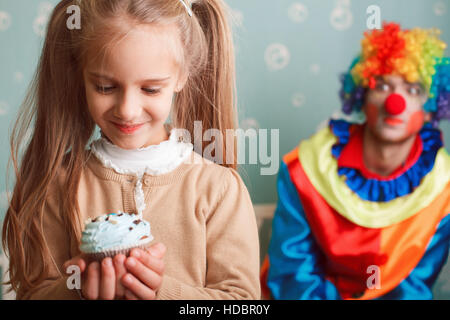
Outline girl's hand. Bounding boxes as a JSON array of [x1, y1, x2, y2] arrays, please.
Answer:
[[63, 254, 87, 274], [63, 255, 123, 300], [112, 254, 128, 298], [121, 243, 166, 300]]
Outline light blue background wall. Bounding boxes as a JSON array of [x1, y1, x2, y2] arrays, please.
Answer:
[[1, 0, 450, 299], [229, 0, 450, 202]]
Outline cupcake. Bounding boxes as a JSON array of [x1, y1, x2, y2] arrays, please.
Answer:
[[80, 211, 153, 261]]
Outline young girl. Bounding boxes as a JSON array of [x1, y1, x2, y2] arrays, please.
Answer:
[[2, 0, 260, 300]]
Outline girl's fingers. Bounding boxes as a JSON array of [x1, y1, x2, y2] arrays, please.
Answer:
[[113, 254, 127, 298], [124, 289, 139, 300], [130, 248, 165, 275], [82, 261, 100, 300], [121, 273, 156, 300], [99, 257, 116, 300], [125, 256, 163, 290], [63, 256, 86, 273], [146, 243, 166, 259]]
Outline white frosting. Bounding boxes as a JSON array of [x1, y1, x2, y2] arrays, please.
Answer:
[[89, 128, 193, 217]]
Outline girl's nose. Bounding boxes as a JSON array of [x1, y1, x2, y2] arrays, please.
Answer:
[[384, 93, 406, 115], [114, 92, 141, 120]]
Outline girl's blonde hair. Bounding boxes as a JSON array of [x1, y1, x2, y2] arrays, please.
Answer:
[[2, 0, 237, 296]]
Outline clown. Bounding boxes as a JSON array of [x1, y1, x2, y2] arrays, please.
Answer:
[[262, 22, 450, 300]]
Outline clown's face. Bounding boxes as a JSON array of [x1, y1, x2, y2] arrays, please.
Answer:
[[363, 75, 430, 142]]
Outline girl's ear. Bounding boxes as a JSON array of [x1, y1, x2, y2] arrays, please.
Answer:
[[175, 70, 189, 93]]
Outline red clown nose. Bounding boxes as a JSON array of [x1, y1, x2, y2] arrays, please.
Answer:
[[384, 93, 406, 115]]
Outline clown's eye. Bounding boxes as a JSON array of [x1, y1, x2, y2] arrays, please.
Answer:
[[408, 86, 422, 96], [376, 83, 390, 92]]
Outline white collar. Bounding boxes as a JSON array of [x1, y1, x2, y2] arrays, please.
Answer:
[[90, 127, 193, 177]]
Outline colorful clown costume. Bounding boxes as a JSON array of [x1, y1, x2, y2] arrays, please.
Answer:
[[261, 119, 450, 300]]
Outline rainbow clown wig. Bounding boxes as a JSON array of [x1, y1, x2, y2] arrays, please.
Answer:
[[340, 22, 450, 127]]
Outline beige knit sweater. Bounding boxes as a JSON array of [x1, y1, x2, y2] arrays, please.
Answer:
[[17, 150, 261, 300]]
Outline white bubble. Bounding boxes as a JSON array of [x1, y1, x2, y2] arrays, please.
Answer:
[[288, 3, 309, 23], [292, 93, 306, 108], [0, 101, 9, 116], [33, 2, 55, 37], [310, 63, 321, 75], [38, 1, 54, 16], [337, 0, 351, 6], [231, 8, 244, 28], [33, 15, 49, 37], [0, 11, 12, 31], [433, 1, 447, 16], [330, 1, 353, 31], [13, 71, 24, 83], [265, 43, 291, 71], [240, 118, 260, 130]]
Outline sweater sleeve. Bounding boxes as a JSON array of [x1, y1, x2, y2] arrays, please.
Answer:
[[266, 161, 340, 300], [16, 184, 81, 300], [156, 168, 261, 300]]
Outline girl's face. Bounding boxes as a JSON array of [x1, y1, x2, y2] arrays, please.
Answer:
[[363, 75, 430, 142], [83, 24, 186, 150]]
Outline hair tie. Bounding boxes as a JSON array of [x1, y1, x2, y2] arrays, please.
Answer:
[[179, 0, 193, 17]]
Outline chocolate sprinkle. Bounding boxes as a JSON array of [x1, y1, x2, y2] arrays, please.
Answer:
[[140, 236, 149, 240], [129, 227, 133, 231], [133, 219, 142, 225]]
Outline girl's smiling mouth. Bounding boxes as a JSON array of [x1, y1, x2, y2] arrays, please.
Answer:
[[112, 122, 145, 134]]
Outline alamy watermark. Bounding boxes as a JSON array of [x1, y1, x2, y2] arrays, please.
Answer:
[[366, 265, 381, 290], [66, 264, 383, 293], [366, 5, 381, 30], [66, 4, 384, 30], [66, 265, 81, 290], [61, 5, 386, 177], [174, 121, 280, 176], [66, 5, 81, 30]]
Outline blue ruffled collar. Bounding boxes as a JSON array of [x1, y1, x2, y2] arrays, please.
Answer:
[[329, 119, 443, 202]]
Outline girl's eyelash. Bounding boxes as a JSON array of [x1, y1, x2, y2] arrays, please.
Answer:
[[142, 88, 161, 95], [142, 88, 161, 94], [94, 85, 160, 95], [95, 85, 115, 93]]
